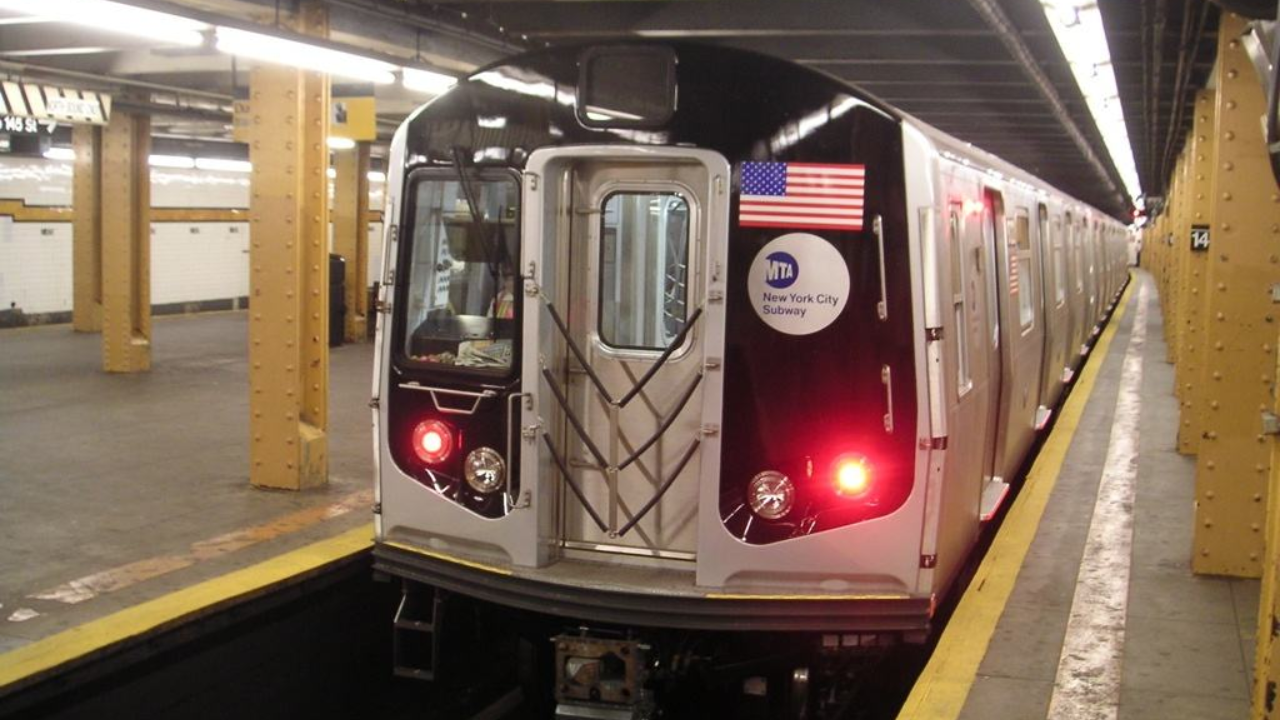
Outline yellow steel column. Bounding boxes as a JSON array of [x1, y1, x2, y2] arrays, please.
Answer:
[[100, 111, 151, 373], [1192, 12, 1280, 577], [1165, 149, 1187, 363], [332, 141, 370, 342], [246, 3, 330, 490], [71, 125, 102, 333], [1176, 91, 1217, 456]]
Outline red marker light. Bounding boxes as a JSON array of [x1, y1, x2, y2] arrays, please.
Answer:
[[834, 456, 871, 496], [413, 419, 454, 465]]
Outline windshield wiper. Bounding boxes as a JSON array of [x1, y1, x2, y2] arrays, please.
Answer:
[[450, 146, 501, 277]]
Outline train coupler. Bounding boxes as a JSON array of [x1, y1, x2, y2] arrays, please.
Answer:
[[552, 633, 654, 720]]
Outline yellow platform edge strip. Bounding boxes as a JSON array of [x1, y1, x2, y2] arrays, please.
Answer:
[[0, 523, 374, 690], [896, 277, 1135, 720]]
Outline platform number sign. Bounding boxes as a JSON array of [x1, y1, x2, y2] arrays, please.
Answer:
[[1190, 225, 1210, 252]]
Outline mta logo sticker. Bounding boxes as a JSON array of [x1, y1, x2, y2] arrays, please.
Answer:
[[764, 251, 799, 289], [748, 233, 850, 336]]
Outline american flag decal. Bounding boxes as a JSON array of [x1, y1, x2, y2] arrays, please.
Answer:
[[739, 162, 866, 232]]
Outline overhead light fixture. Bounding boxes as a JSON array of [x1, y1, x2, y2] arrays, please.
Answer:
[[367, 171, 386, 183], [195, 157, 252, 173], [0, 0, 207, 46], [42, 147, 75, 161], [402, 67, 458, 95], [149, 154, 196, 169], [215, 27, 396, 85], [327, 136, 356, 151], [1040, 0, 1142, 203]]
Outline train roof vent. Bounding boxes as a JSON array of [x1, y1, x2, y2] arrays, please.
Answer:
[[577, 45, 677, 129]]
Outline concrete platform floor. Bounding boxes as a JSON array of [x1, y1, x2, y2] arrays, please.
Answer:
[[0, 312, 375, 654], [957, 271, 1257, 720]]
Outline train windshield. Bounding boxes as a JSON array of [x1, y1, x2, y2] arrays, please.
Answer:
[[401, 172, 520, 373]]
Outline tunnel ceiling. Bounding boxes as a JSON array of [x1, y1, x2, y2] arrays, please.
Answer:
[[0, 0, 1225, 219]]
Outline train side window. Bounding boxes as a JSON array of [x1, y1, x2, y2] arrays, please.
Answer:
[[1014, 210, 1034, 331], [948, 206, 972, 397], [598, 191, 691, 350]]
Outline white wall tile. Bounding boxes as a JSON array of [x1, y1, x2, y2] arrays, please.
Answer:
[[0, 156, 387, 317]]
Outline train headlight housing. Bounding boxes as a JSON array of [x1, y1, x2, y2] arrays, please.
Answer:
[[747, 471, 794, 520], [464, 447, 506, 494]]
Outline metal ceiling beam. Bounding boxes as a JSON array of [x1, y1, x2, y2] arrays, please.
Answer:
[[963, 0, 1127, 210]]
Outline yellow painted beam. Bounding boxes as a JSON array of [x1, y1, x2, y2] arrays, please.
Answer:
[[100, 111, 150, 373], [71, 124, 101, 333], [1176, 91, 1217, 456], [897, 280, 1132, 720], [246, 2, 330, 491], [0, 525, 372, 692], [1192, 13, 1280, 578], [332, 141, 370, 342]]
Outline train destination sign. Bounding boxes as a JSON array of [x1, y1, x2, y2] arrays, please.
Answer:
[[748, 232, 850, 335]]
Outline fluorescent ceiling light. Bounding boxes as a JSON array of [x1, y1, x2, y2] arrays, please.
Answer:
[[326, 167, 337, 179], [0, 0, 207, 46], [195, 157, 252, 173], [215, 27, 396, 85], [402, 67, 457, 95], [149, 154, 195, 169], [42, 147, 75, 161], [367, 171, 386, 183], [1040, 0, 1142, 203], [327, 136, 356, 151]]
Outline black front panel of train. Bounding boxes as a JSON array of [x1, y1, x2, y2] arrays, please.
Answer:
[[720, 113, 915, 545], [392, 43, 915, 537]]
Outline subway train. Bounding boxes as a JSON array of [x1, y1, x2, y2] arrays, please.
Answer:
[[370, 42, 1129, 717]]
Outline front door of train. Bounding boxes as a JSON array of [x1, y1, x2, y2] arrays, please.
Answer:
[[523, 147, 729, 560]]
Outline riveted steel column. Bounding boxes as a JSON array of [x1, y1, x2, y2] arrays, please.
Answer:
[[100, 111, 150, 373], [246, 2, 330, 490], [332, 141, 370, 342], [1165, 148, 1189, 363], [1176, 91, 1217, 456], [1191, 13, 1280, 577], [72, 124, 102, 333]]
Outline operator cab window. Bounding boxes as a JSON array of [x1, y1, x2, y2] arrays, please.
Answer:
[[401, 172, 520, 373]]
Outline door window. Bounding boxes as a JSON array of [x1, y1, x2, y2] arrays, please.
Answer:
[[1014, 210, 1035, 331], [598, 192, 691, 350]]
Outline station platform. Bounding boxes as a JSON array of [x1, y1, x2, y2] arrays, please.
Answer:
[[901, 270, 1257, 720], [0, 312, 377, 664]]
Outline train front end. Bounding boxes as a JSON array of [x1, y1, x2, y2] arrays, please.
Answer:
[[372, 43, 942, 670]]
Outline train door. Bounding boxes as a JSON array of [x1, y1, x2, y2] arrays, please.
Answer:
[[525, 148, 729, 560], [1082, 220, 1098, 331], [1064, 213, 1084, 362], [1037, 204, 1070, 410], [977, 191, 1005, 512], [986, 191, 1045, 491]]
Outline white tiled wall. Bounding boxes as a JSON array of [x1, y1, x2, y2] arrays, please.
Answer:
[[151, 223, 250, 304], [151, 168, 249, 208], [0, 156, 386, 317], [0, 219, 72, 314]]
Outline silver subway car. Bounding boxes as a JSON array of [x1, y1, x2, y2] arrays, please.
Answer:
[[371, 43, 1129, 716]]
